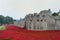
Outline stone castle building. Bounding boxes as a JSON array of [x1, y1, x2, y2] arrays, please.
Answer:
[[25, 9, 60, 30]]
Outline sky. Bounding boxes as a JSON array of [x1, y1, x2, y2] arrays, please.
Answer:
[[0, 0, 60, 19]]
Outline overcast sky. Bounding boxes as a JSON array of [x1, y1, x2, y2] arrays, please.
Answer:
[[0, 0, 60, 19]]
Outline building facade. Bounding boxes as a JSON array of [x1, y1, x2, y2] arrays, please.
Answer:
[[25, 9, 60, 30]]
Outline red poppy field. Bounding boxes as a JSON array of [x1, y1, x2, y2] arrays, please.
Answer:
[[0, 25, 60, 40]]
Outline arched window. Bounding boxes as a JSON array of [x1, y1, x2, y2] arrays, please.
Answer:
[[37, 27, 39, 29], [41, 19, 43, 22], [40, 27, 43, 29], [37, 19, 39, 22]]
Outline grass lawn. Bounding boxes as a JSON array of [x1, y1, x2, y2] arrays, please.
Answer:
[[0, 25, 7, 30]]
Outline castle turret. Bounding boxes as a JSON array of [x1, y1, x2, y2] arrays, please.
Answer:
[[39, 9, 52, 16]]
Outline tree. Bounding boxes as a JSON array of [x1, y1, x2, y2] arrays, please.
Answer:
[[0, 15, 14, 25], [2, 18, 7, 24], [5, 16, 14, 24], [9, 17, 14, 24], [0, 15, 4, 25], [52, 12, 58, 16]]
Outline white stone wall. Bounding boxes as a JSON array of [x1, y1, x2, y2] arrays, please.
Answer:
[[25, 9, 56, 30], [19, 20, 25, 28], [14, 20, 25, 28], [56, 20, 60, 30], [14, 21, 21, 27]]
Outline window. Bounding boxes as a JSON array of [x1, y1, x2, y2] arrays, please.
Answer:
[[37, 27, 39, 29], [37, 15, 40, 17], [40, 27, 43, 29], [30, 20, 32, 22], [37, 19, 39, 22], [41, 19, 43, 22], [42, 15, 45, 17], [34, 26, 35, 29], [29, 26, 31, 29]]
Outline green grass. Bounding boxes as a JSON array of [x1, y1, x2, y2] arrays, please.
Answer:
[[0, 25, 7, 30], [0, 38, 12, 40]]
